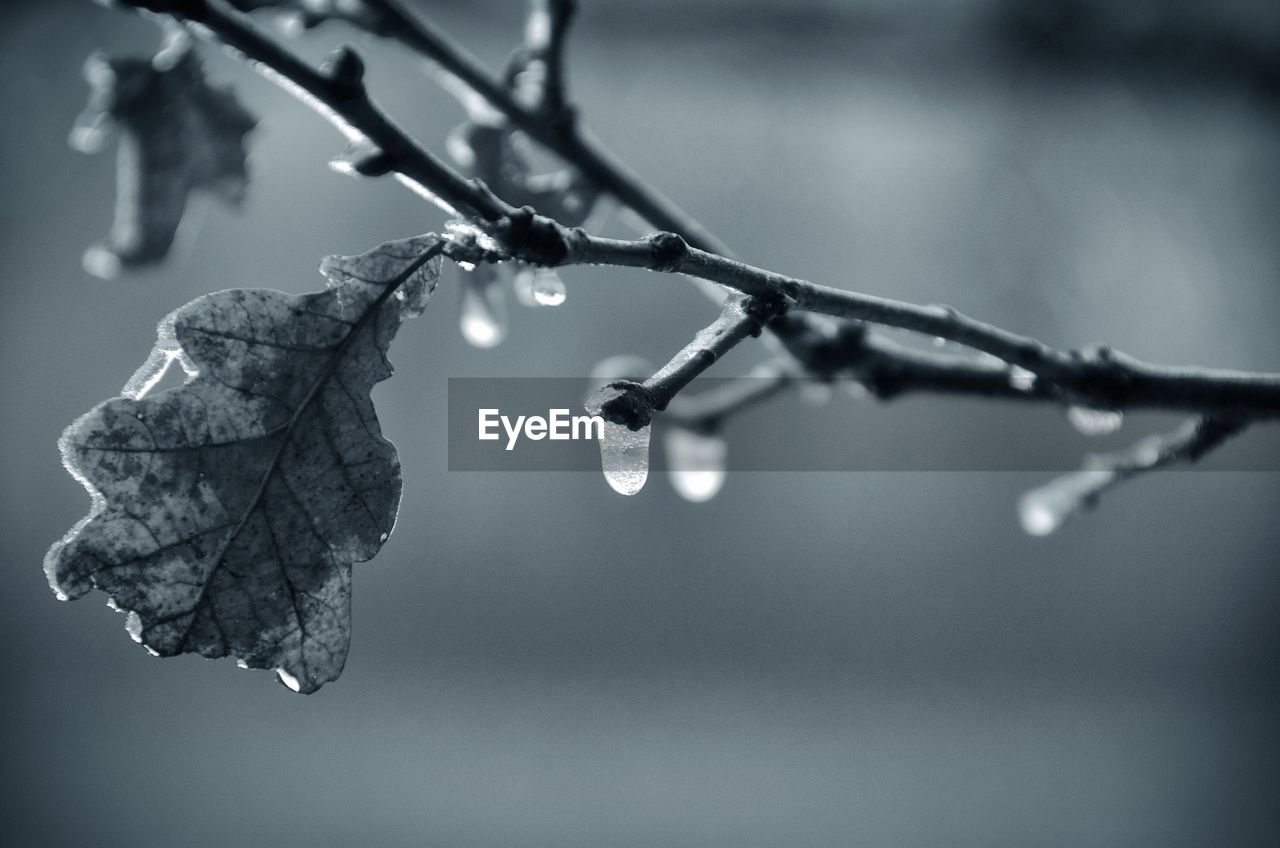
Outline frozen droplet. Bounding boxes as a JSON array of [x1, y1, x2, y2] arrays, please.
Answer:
[[445, 125, 475, 168], [125, 611, 143, 643], [599, 421, 650, 496], [590, 355, 652, 382], [665, 428, 727, 502], [1007, 366, 1037, 392], [378, 531, 389, 543], [1066, 406, 1123, 436], [459, 270, 506, 348], [276, 668, 303, 692], [1018, 470, 1114, 536], [83, 244, 121, 280], [512, 267, 538, 306], [530, 268, 566, 306], [800, 382, 833, 405], [68, 110, 113, 154], [143, 645, 161, 657], [275, 10, 307, 38], [587, 355, 653, 400], [1018, 492, 1064, 536], [135, 412, 145, 421], [842, 380, 870, 400]]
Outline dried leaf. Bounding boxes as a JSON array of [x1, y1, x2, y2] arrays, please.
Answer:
[[449, 122, 600, 227], [46, 235, 442, 693], [72, 47, 256, 278]]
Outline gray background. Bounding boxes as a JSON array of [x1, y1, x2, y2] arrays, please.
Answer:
[[2, 1, 1279, 846]]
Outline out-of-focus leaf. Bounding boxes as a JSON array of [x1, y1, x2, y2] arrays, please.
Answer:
[[72, 47, 256, 278], [45, 235, 442, 693], [449, 122, 601, 227]]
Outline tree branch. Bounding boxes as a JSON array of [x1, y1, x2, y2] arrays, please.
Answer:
[[553, 228, 1280, 419], [110, 0, 1277, 523], [586, 295, 782, 430], [358, 0, 730, 256], [1018, 416, 1247, 535]]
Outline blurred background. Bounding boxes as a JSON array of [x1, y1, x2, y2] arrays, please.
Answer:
[[2, 0, 1279, 845]]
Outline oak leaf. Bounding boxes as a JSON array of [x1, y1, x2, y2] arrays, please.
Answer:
[[71, 47, 256, 278], [45, 235, 442, 692]]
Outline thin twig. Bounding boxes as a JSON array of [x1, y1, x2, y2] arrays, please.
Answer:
[[586, 295, 780, 429], [1018, 416, 1247, 535]]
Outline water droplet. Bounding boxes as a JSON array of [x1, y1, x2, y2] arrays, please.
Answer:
[[932, 336, 947, 347], [274, 10, 307, 38], [459, 272, 506, 348], [665, 428, 726, 502], [327, 156, 358, 177], [82, 244, 121, 280], [800, 382, 833, 405], [589, 355, 653, 385], [1007, 366, 1037, 392], [841, 380, 870, 400], [1018, 491, 1064, 536], [585, 355, 653, 405], [1066, 406, 1123, 436], [378, 531, 389, 543], [235, 657, 251, 669], [276, 668, 303, 692], [445, 126, 475, 168], [1017, 470, 1114, 536], [530, 268, 566, 306], [135, 412, 146, 421], [512, 267, 538, 306], [599, 421, 650, 496]]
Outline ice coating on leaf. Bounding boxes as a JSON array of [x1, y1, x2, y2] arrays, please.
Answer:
[[1017, 470, 1115, 536], [458, 264, 507, 348], [318, 233, 443, 319], [120, 342, 195, 401], [44, 252, 428, 693], [665, 428, 727, 503], [72, 47, 256, 276], [599, 421, 650, 496], [1066, 406, 1124, 436]]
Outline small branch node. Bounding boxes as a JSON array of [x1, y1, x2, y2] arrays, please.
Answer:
[[320, 46, 366, 96], [585, 380, 658, 430], [645, 231, 689, 273]]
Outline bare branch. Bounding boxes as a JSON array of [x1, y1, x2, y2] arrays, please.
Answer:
[[1018, 416, 1248, 535], [107, 0, 1276, 512], [586, 295, 782, 429], [557, 228, 1280, 419], [359, 0, 729, 256]]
